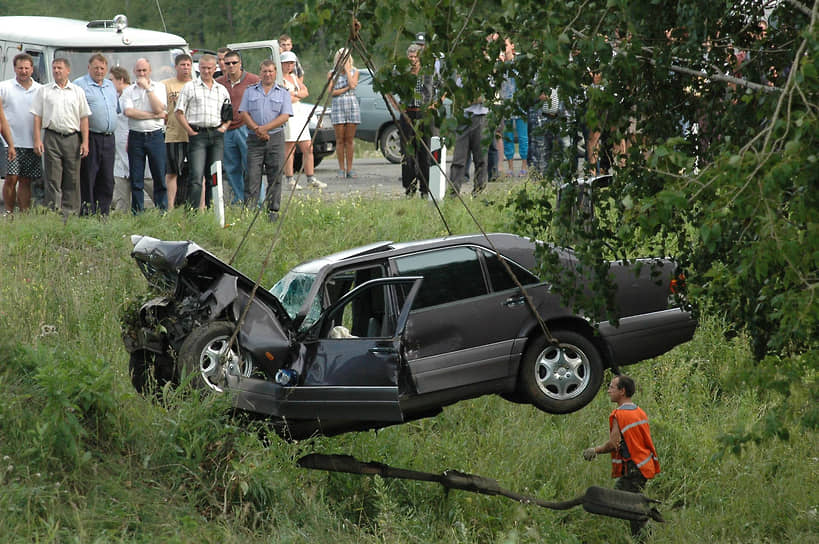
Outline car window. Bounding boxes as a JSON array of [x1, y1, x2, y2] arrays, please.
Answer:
[[482, 249, 540, 292], [393, 246, 487, 309], [308, 265, 385, 331], [319, 280, 395, 339]]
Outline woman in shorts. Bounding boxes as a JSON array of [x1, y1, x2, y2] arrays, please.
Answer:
[[327, 48, 360, 178]]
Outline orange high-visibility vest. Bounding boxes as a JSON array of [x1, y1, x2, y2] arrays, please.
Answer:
[[609, 403, 660, 479]]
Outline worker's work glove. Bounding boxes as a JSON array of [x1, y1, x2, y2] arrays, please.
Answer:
[[583, 447, 597, 461]]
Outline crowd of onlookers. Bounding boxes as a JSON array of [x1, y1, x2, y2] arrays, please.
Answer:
[[0, 34, 333, 222], [0, 30, 641, 218]]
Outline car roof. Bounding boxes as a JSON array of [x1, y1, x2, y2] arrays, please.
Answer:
[[0, 16, 187, 48], [290, 233, 539, 274]]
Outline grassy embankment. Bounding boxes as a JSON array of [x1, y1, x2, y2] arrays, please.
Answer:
[[0, 184, 816, 543]]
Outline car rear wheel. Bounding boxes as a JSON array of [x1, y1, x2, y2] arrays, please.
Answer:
[[129, 349, 177, 395], [177, 321, 254, 393], [379, 124, 402, 164], [519, 330, 603, 414]]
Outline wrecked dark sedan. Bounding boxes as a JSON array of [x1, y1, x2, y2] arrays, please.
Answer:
[[123, 234, 696, 439]]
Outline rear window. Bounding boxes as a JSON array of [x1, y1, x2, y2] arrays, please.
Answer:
[[482, 249, 540, 291]]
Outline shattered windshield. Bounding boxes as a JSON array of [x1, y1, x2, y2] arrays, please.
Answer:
[[270, 271, 317, 321]]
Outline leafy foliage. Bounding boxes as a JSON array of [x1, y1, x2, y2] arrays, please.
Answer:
[[293, 0, 817, 362]]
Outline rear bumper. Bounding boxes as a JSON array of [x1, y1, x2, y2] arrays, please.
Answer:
[[598, 308, 697, 366]]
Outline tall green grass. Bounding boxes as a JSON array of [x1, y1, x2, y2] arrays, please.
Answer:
[[0, 188, 816, 543]]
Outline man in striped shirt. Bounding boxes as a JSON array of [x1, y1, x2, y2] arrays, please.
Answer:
[[175, 54, 230, 209]]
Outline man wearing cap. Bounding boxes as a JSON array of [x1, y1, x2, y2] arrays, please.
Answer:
[[239, 59, 292, 221], [216, 50, 259, 204], [74, 53, 119, 215]]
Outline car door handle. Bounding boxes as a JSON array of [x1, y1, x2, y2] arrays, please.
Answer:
[[504, 295, 526, 307], [369, 346, 397, 355]]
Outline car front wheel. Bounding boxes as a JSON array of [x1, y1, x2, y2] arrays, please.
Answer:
[[519, 330, 603, 414], [177, 321, 254, 393], [379, 124, 402, 164]]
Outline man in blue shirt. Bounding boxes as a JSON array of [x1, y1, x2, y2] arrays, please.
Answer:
[[239, 60, 292, 221], [74, 53, 119, 215]]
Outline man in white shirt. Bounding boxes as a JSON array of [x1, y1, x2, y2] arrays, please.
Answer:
[[30, 57, 91, 215], [109, 66, 155, 212], [121, 58, 167, 213], [175, 54, 230, 209], [0, 53, 41, 212]]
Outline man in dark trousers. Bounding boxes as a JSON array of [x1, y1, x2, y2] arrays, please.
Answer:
[[175, 54, 230, 209], [75, 53, 119, 215], [239, 59, 292, 221], [583, 374, 660, 538]]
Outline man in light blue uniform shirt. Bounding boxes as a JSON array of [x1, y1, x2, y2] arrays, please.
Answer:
[[74, 53, 119, 215], [239, 59, 292, 221]]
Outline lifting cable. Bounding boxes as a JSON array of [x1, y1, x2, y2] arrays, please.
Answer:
[[347, 17, 557, 345], [223, 9, 558, 356]]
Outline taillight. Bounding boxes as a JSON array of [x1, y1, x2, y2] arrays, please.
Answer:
[[670, 273, 686, 295]]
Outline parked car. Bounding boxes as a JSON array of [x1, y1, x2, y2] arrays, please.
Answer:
[[355, 69, 403, 164], [301, 103, 335, 168], [355, 69, 452, 164], [123, 233, 696, 439]]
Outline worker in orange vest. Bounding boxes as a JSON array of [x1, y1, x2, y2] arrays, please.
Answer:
[[583, 374, 660, 537]]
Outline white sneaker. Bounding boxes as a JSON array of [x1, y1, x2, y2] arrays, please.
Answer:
[[288, 177, 303, 190], [308, 177, 327, 189]]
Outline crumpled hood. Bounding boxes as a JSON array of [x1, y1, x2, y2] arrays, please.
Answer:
[[131, 234, 207, 274]]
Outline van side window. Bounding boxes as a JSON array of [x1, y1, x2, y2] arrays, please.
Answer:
[[26, 51, 46, 83], [393, 247, 487, 309]]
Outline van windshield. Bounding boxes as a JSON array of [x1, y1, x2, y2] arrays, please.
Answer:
[[54, 48, 185, 82]]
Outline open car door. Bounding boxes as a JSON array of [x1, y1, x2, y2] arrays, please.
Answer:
[[228, 277, 422, 423]]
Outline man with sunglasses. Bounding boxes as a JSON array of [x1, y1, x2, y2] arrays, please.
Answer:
[[216, 50, 259, 205]]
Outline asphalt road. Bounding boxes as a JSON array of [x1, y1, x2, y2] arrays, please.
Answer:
[[304, 156, 408, 198]]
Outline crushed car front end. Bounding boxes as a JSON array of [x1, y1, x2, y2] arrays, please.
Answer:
[[122, 235, 294, 393]]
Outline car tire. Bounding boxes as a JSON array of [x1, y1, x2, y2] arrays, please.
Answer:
[[129, 349, 176, 396], [518, 330, 603, 414], [379, 124, 402, 164], [176, 321, 253, 393]]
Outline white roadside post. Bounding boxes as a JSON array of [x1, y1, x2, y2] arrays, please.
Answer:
[[210, 161, 225, 227], [428, 135, 447, 200]]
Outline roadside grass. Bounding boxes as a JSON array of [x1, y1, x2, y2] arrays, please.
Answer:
[[0, 187, 815, 543]]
